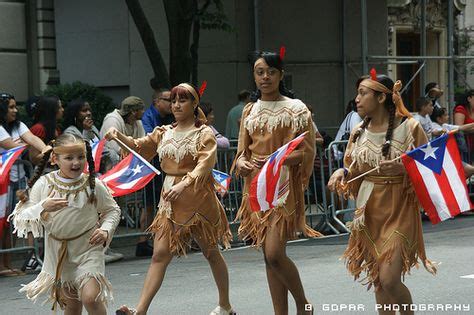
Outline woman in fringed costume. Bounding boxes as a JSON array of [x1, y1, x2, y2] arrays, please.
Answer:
[[328, 70, 437, 315], [234, 49, 322, 315], [111, 83, 235, 315], [9, 133, 121, 314]]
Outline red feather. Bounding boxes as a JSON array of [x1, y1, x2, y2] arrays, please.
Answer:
[[199, 80, 207, 97], [370, 68, 377, 81], [279, 46, 286, 60]]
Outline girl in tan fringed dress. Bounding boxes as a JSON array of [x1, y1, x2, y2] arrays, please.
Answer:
[[110, 83, 235, 315], [10, 133, 121, 315], [328, 72, 436, 315], [234, 51, 322, 315]]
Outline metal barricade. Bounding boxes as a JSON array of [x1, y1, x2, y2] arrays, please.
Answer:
[[326, 140, 355, 233], [110, 143, 353, 244]]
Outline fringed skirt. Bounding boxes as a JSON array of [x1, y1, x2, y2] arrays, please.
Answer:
[[147, 175, 232, 256], [236, 193, 322, 248], [342, 178, 437, 290]]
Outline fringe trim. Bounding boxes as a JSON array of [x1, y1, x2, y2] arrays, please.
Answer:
[[342, 228, 437, 291], [9, 205, 44, 238], [244, 100, 309, 134], [346, 206, 366, 231], [157, 126, 208, 163], [147, 211, 232, 257], [19, 271, 113, 308], [236, 201, 322, 248]]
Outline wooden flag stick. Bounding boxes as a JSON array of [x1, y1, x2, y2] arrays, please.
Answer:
[[113, 137, 161, 176], [346, 155, 402, 184], [346, 127, 459, 184]]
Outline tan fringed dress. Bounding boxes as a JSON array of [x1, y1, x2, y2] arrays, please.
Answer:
[[129, 124, 232, 256], [341, 118, 437, 290], [10, 171, 121, 309], [235, 99, 322, 247]]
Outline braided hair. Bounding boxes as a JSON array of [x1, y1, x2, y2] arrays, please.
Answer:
[[17, 133, 97, 204], [352, 75, 396, 159]]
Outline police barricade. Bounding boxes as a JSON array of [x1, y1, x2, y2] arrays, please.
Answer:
[[325, 139, 354, 234], [0, 159, 43, 271]]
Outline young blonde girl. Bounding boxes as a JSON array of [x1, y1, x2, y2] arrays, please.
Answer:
[[10, 133, 121, 315]]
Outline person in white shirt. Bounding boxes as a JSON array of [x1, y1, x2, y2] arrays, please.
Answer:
[[0, 92, 46, 276], [430, 106, 474, 134], [412, 97, 442, 140]]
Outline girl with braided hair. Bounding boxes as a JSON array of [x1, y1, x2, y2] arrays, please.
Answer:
[[9, 133, 121, 314], [328, 71, 436, 314]]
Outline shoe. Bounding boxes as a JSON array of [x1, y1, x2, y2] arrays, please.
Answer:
[[105, 249, 124, 264], [209, 306, 236, 315], [25, 256, 41, 271], [135, 241, 153, 257]]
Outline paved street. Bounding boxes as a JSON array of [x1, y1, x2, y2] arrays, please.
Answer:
[[1, 216, 473, 315]]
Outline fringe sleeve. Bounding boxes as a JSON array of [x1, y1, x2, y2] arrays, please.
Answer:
[[182, 127, 217, 190], [10, 176, 47, 238], [232, 103, 254, 174], [128, 126, 167, 161], [338, 127, 363, 199], [95, 179, 121, 246], [288, 110, 316, 188]]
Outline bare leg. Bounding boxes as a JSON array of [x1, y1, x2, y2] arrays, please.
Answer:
[[193, 229, 232, 311], [376, 249, 414, 315], [81, 278, 107, 315], [263, 216, 311, 315], [63, 287, 83, 315], [1, 228, 12, 270], [132, 233, 173, 314]]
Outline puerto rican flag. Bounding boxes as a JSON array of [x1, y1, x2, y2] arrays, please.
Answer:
[[0, 146, 27, 237], [212, 169, 231, 196], [100, 153, 158, 197], [91, 138, 105, 172], [84, 138, 106, 173], [401, 132, 472, 224], [249, 132, 307, 212]]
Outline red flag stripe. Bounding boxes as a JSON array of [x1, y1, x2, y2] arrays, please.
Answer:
[[401, 154, 441, 224], [433, 167, 461, 217], [446, 134, 473, 210]]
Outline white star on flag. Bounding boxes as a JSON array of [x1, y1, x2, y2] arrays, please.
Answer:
[[132, 164, 143, 175], [420, 143, 438, 160]]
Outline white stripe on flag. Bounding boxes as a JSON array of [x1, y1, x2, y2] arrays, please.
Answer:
[[0, 192, 7, 217], [257, 163, 270, 211], [116, 177, 142, 190], [444, 150, 471, 212], [101, 167, 128, 182], [414, 160, 452, 221]]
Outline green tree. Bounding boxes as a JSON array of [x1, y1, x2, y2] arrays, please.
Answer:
[[43, 81, 116, 129]]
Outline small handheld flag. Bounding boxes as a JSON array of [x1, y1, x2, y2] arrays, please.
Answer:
[[249, 132, 307, 212]]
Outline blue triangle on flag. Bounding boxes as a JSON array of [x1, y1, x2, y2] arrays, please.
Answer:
[[406, 133, 448, 175], [117, 155, 153, 183]]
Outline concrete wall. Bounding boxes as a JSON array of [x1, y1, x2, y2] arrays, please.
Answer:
[[52, 0, 388, 133], [54, 0, 130, 105], [0, 1, 28, 100]]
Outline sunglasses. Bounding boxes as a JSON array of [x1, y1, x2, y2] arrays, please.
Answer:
[[0, 92, 14, 101]]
